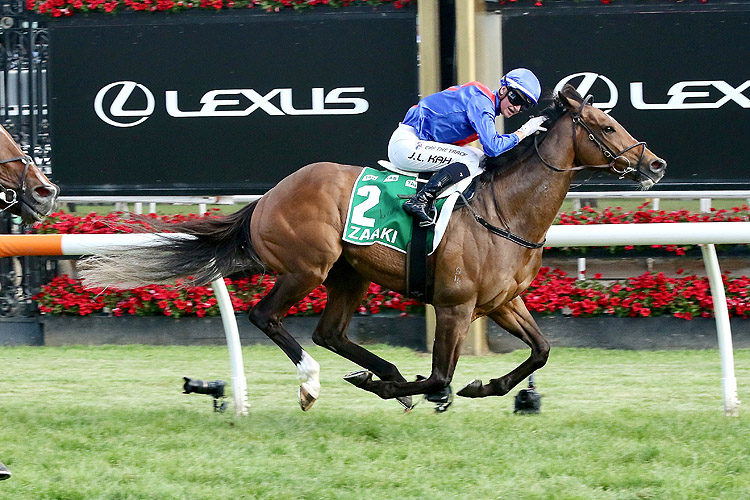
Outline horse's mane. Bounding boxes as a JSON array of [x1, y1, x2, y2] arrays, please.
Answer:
[[480, 94, 567, 181]]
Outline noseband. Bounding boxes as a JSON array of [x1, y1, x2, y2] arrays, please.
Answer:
[[535, 96, 648, 180], [0, 154, 32, 213]]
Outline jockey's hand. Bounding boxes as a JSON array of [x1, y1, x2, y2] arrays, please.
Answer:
[[514, 116, 548, 141]]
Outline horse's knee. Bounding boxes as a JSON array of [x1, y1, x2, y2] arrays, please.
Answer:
[[248, 307, 280, 334], [247, 306, 263, 328]]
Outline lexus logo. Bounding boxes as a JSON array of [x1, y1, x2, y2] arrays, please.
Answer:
[[554, 73, 618, 109], [555, 72, 750, 110], [94, 81, 155, 128], [94, 81, 370, 127]]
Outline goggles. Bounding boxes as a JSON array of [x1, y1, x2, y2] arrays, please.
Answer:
[[506, 88, 532, 109]]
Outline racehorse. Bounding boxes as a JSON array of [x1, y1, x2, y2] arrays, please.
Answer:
[[0, 125, 58, 223], [79, 85, 666, 411]]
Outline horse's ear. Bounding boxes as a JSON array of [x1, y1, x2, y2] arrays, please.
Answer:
[[557, 84, 584, 111]]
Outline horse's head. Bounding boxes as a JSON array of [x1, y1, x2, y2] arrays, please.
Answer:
[[557, 84, 666, 189], [0, 125, 58, 223]]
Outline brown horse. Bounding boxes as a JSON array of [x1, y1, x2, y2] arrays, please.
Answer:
[[80, 85, 666, 411], [0, 125, 58, 223]]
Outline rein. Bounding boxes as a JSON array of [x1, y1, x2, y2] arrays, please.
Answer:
[[459, 192, 545, 249], [0, 154, 32, 213]]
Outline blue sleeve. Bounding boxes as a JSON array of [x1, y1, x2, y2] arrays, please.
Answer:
[[465, 94, 520, 157]]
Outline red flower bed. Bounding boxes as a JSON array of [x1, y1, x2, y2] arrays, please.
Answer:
[[28, 0, 410, 17], [33, 274, 424, 318], [34, 210, 223, 234], [34, 268, 750, 321], [524, 267, 750, 320]]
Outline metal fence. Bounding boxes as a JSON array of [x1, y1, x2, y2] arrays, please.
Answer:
[[0, 6, 53, 317]]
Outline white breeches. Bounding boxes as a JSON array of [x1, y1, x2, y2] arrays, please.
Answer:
[[387, 124, 484, 176]]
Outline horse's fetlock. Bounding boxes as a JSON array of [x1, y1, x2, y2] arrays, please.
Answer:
[[490, 377, 512, 396], [424, 374, 450, 394]]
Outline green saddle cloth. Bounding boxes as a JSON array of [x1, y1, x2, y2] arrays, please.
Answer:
[[342, 167, 445, 253]]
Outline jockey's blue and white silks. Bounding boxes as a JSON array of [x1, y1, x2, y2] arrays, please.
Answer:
[[399, 81, 519, 158]]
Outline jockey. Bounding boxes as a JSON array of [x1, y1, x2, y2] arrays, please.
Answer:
[[389, 68, 546, 225]]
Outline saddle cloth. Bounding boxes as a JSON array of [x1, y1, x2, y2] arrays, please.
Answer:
[[342, 165, 481, 255]]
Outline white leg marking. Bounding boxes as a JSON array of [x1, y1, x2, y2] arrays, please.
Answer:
[[296, 351, 321, 399]]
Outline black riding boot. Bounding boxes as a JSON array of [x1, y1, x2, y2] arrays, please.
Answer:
[[403, 162, 469, 225]]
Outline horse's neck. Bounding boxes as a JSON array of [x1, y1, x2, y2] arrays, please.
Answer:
[[481, 118, 576, 243]]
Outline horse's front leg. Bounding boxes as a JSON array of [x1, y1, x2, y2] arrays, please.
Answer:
[[346, 304, 473, 401], [457, 296, 550, 398]]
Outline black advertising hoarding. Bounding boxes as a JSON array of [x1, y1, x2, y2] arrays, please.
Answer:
[[500, 5, 748, 190], [47, 9, 418, 195]]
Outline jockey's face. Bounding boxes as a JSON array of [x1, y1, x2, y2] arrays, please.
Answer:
[[498, 86, 524, 118]]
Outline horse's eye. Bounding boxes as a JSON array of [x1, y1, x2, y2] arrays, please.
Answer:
[[603, 126, 616, 134]]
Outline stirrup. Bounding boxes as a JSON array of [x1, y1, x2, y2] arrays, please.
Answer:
[[417, 206, 438, 227], [418, 213, 437, 227]]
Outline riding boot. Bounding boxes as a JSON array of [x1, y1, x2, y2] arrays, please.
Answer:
[[403, 162, 469, 225]]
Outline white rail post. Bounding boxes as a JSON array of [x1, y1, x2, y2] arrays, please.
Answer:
[[577, 257, 586, 281], [211, 278, 249, 415], [700, 244, 740, 416]]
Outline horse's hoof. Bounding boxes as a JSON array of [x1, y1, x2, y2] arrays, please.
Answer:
[[343, 370, 372, 387], [298, 386, 317, 412], [457, 379, 483, 398], [426, 385, 453, 413], [397, 396, 415, 412]]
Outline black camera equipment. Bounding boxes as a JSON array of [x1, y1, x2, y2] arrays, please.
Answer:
[[0, 461, 10, 481], [183, 377, 228, 413], [514, 374, 541, 414]]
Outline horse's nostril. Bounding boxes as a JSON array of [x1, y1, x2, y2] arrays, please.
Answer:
[[650, 159, 666, 173], [35, 185, 52, 198]]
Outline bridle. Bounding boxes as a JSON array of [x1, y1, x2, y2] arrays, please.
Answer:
[[466, 96, 653, 250], [534, 95, 649, 181], [0, 154, 32, 213]]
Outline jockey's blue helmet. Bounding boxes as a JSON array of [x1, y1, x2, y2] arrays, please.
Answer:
[[501, 68, 541, 106]]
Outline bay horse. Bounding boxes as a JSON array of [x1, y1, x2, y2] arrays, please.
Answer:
[[79, 85, 666, 411], [0, 125, 58, 223]]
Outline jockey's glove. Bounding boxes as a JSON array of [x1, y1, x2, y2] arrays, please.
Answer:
[[514, 116, 548, 142]]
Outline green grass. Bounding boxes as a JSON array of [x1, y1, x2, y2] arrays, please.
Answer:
[[1, 345, 749, 500]]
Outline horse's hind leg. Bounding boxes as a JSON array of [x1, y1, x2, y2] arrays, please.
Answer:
[[311, 262, 412, 408], [247, 273, 326, 411], [457, 296, 550, 398]]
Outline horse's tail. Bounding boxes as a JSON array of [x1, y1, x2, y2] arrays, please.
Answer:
[[78, 201, 265, 289]]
